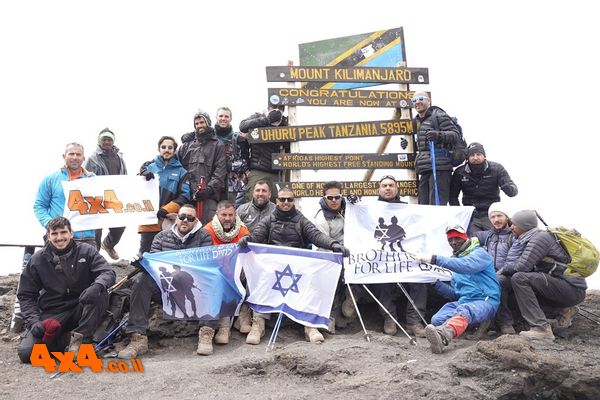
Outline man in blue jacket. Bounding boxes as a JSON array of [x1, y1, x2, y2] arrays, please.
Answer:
[[417, 225, 500, 353], [33, 142, 96, 247]]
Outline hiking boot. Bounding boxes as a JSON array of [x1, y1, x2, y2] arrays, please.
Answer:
[[196, 326, 215, 355], [117, 334, 148, 359], [499, 325, 517, 335], [553, 306, 579, 329], [519, 324, 555, 341], [101, 239, 119, 260], [246, 315, 265, 345], [383, 317, 398, 336], [425, 324, 455, 354], [234, 304, 252, 334], [214, 327, 230, 345], [467, 319, 492, 340], [67, 331, 84, 354], [304, 326, 325, 343], [407, 323, 426, 338], [327, 317, 336, 334], [341, 297, 356, 319]]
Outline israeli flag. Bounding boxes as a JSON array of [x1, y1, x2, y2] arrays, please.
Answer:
[[141, 244, 243, 321], [236, 243, 343, 329]]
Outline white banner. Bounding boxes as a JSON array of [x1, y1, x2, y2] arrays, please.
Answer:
[[344, 201, 474, 284], [62, 175, 160, 231]]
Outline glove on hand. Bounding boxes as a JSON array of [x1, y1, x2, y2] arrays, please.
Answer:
[[331, 243, 350, 257], [267, 109, 283, 124], [346, 193, 360, 205], [141, 170, 155, 181], [400, 137, 409, 150], [425, 130, 440, 142], [41, 319, 61, 343], [194, 186, 214, 201], [156, 208, 168, 219], [238, 235, 250, 248], [30, 321, 45, 338], [130, 253, 143, 269], [416, 254, 433, 264], [79, 283, 104, 304]]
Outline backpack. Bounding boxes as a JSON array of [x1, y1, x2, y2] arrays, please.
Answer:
[[546, 226, 599, 278], [429, 106, 467, 167]]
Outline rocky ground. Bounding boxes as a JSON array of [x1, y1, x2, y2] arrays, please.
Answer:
[[1, 270, 599, 400]]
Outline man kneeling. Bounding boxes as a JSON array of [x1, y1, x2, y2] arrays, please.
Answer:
[[417, 225, 500, 354], [17, 217, 116, 362]]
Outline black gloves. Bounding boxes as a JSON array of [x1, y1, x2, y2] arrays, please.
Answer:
[[267, 109, 283, 124], [425, 130, 440, 143], [130, 253, 143, 269], [346, 193, 360, 205], [141, 170, 155, 181], [194, 186, 214, 201], [30, 321, 45, 338], [238, 235, 250, 248], [400, 137, 408, 150], [331, 243, 350, 257], [156, 208, 168, 219], [79, 283, 104, 304]]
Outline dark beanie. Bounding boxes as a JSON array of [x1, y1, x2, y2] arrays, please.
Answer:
[[511, 209, 538, 231], [467, 142, 486, 157]]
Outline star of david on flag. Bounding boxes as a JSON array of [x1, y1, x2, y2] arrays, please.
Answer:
[[236, 243, 343, 329]]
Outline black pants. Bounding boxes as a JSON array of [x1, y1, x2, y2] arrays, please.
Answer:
[[367, 283, 427, 325], [497, 272, 586, 328], [17, 292, 109, 363], [417, 170, 451, 205], [139, 232, 159, 255], [95, 227, 126, 250]]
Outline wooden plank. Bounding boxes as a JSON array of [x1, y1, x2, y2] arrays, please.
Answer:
[[248, 119, 415, 143], [267, 66, 428, 84], [268, 88, 421, 109], [272, 153, 415, 170], [274, 181, 417, 198]]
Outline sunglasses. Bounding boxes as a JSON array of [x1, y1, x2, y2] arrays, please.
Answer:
[[379, 174, 397, 183], [178, 214, 196, 222], [277, 197, 295, 203], [160, 145, 174, 150], [411, 96, 428, 104], [325, 195, 342, 201], [445, 224, 466, 234]]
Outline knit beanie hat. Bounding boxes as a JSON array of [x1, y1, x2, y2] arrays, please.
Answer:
[[488, 201, 510, 218], [98, 127, 115, 143], [193, 109, 212, 128], [511, 209, 538, 231], [467, 142, 486, 157]]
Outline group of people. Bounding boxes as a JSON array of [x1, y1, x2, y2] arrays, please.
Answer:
[[17, 97, 588, 363]]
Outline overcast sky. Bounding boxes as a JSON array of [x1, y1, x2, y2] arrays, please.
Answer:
[[1, 1, 598, 287]]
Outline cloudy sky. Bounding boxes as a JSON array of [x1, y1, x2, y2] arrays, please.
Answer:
[[1, 1, 598, 287]]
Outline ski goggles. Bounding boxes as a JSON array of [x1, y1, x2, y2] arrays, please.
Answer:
[[379, 175, 397, 183], [411, 96, 428, 103], [178, 214, 197, 222]]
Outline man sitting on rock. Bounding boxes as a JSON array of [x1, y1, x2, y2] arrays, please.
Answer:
[[17, 216, 116, 362], [117, 204, 213, 359], [417, 225, 500, 354]]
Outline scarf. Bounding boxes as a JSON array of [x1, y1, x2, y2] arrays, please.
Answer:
[[211, 214, 244, 243]]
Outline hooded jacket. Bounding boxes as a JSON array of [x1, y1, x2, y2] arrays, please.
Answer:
[[150, 222, 213, 252], [239, 112, 290, 173], [414, 106, 460, 174], [237, 200, 276, 232], [314, 197, 345, 244], [85, 145, 127, 176]]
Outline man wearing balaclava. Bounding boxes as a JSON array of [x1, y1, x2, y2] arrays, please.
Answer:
[[495, 209, 587, 341], [449, 142, 518, 233]]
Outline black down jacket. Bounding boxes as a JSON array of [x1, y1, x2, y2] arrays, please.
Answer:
[[414, 106, 460, 174]]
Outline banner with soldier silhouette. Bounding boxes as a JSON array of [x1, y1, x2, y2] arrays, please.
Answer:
[[140, 244, 242, 320], [344, 202, 474, 284]]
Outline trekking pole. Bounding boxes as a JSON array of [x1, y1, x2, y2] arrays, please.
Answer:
[[362, 284, 417, 345], [579, 307, 600, 325], [266, 312, 284, 352], [346, 284, 371, 342], [395, 283, 428, 326], [428, 139, 440, 206], [196, 176, 206, 221], [534, 210, 549, 227], [109, 267, 142, 294]]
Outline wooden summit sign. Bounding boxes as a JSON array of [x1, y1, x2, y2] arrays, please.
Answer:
[[275, 181, 418, 198], [268, 87, 417, 109], [266, 66, 428, 84], [248, 120, 415, 143], [272, 153, 415, 170]]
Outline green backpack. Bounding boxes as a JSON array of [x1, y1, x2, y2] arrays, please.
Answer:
[[548, 226, 599, 277]]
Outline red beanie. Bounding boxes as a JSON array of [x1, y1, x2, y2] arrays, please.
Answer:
[[41, 319, 61, 343], [446, 230, 468, 241]]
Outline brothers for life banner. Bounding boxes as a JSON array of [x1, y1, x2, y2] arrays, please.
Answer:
[[236, 243, 343, 329], [62, 175, 160, 231], [344, 201, 474, 284], [141, 244, 242, 320]]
